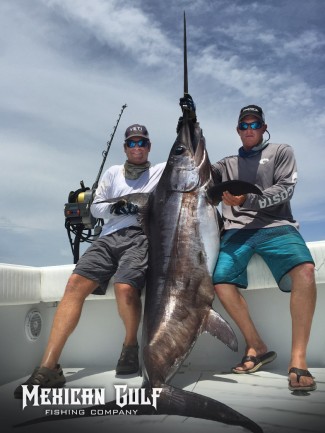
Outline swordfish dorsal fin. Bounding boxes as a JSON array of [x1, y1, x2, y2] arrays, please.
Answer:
[[202, 308, 238, 352]]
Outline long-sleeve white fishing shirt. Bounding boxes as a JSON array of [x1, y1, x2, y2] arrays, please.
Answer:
[[91, 163, 166, 237]]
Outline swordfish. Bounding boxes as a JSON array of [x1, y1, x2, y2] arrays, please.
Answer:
[[137, 114, 263, 433], [14, 117, 263, 433]]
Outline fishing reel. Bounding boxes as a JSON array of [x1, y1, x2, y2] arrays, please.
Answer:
[[64, 182, 97, 229], [64, 181, 103, 263]]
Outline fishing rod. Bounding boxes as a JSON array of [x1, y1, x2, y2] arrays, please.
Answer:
[[64, 104, 127, 263], [92, 104, 127, 190]]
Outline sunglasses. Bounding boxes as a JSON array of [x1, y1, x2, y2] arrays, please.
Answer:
[[126, 139, 149, 148], [238, 121, 263, 130]]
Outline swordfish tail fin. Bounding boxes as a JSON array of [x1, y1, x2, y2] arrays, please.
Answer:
[[157, 384, 263, 433], [13, 386, 262, 433]]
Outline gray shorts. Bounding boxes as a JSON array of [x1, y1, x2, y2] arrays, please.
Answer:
[[73, 226, 148, 295]]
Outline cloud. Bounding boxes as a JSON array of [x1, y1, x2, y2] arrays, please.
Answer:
[[41, 0, 180, 66], [192, 46, 315, 110], [282, 30, 325, 58]]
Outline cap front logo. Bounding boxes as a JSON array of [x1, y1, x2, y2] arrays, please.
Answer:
[[243, 107, 259, 113], [129, 126, 143, 132]]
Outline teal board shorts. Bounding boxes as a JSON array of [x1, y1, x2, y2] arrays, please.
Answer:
[[212, 226, 314, 292]]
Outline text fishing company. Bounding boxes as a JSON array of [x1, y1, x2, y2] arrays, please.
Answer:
[[21, 385, 162, 415]]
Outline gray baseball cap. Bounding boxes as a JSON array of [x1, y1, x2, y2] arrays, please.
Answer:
[[124, 124, 149, 140]]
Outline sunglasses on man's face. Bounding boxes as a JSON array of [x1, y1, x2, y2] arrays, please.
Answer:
[[126, 139, 149, 148], [238, 121, 263, 130]]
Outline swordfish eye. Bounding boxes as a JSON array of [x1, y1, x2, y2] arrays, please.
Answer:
[[174, 145, 186, 155]]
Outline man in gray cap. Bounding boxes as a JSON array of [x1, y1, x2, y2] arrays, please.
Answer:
[[14, 124, 165, 398]]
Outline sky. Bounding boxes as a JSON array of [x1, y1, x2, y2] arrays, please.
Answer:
[[1, 0, 325, 267]]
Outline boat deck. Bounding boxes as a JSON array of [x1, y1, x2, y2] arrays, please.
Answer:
[[1, 365, 324, 433], [1, 243, 324, 433]]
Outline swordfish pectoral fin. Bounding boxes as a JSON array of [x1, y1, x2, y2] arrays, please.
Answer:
[[203, 308, 238, 352], [207, 180, 262, 204]]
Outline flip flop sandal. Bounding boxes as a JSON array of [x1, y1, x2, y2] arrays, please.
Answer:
[[288, 367, 317, 391], [232, 351, 277, 374]]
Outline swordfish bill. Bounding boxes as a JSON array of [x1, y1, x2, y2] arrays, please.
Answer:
[[184, 11, 188, 96], [14, 13, 263, 433]]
